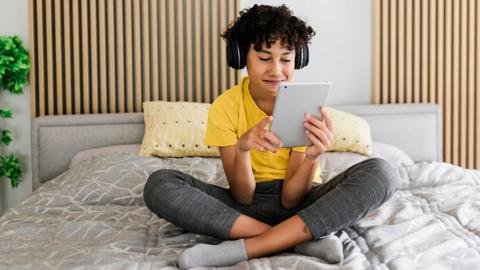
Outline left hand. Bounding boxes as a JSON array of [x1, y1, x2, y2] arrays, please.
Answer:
[[303, 106, 335, 161]]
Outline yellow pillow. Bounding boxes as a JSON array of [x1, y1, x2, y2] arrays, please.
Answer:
[[139, 102, 372, 158], [139, 101, 220, 157], [325, 107, 373, 156]]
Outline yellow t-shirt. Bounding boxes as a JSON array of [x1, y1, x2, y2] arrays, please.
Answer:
[[205, 76, 322, 183]]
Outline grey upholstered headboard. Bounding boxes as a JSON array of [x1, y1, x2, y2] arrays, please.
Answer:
[[31, 103, 442, 190]]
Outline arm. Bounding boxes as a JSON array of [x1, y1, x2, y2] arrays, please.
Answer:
[[220, 116, 283, 206], [281, 151, 317, 209], [281, 106, 335, 209], [219, 145, 256, 205]]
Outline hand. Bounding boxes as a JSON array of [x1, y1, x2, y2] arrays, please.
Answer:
[[236, 116, 283, 153], [304, 106, 335, 161]]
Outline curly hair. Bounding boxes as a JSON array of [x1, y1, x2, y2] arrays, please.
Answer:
[[221, 4, 315, 53]]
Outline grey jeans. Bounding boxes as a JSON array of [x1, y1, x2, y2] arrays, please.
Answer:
[[143, 158, 399, 240]]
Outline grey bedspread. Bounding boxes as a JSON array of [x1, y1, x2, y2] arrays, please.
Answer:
[[0, 153, 479, 269]]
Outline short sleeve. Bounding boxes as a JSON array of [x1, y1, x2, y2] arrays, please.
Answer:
[[292, 146, 307, 152], [205, 98, 238, 146]]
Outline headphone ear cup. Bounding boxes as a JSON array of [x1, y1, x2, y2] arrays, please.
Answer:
[[294, 45, 309, 69], [227, 40, 246, 69]]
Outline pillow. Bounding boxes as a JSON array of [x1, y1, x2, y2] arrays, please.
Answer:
[[372, 141, 414, 166], [139, 101, 220, 157], [325, 107, 373, 156], [70, 144, 141, 168], [318, 141, 413, 182], [138, 102, 372, 158]]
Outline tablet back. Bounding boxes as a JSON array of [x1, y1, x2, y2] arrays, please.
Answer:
[[270, 82, 330, 147]]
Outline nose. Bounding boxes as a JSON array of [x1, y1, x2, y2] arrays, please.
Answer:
[[269, 60, 282, 76]]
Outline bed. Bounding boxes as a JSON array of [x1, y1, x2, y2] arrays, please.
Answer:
[[1, 103, 479, 269]]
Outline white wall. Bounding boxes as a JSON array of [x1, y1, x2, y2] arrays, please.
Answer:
[[0, 0, 32, 216], [240, 0, 372, 105]]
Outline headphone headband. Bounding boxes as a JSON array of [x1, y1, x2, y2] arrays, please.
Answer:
[[226, 40, 309, 70]]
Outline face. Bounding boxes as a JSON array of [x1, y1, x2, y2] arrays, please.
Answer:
[[246, 40, 295, 98]]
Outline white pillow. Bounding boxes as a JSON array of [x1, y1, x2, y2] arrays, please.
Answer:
[[372, 141, 414, 166], [317, 141, 413, 182]]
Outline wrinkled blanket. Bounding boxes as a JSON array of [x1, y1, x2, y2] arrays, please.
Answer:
[[0, 153, 479, 269]]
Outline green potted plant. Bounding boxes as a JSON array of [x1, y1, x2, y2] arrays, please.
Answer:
[[0, 35, 30, 188]]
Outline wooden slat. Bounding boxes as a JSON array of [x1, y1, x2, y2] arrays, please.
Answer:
[[186, 0, 193, 101], [151, 0, 159, 101], [397, 0, 405, 103], [29, 0, 37, 118], [45, 0, 54, 115], [437, 0, 444, 161], [72, 0, 81, 114], [444, 0, 452, 163], [467, 0, 475, 168], [421, 0, 429, 103], [228, 0, 236, 89], [90, 0, 99, 113], [194, 0, 202, 102], [476, 0, 480, 168], [203, 0, 210, 102], [143, 0, 151, 102], [460, 0, 468, 167], [81, 0, 90, 114], [220, 0, 227, 94], [99, 0, 108, 113], [389, 0, 397, 103], [125, 0, 134, 112], [160, 0, 167, 101], [167, 0, 176, 101], [63, 0, 72, 114], [107, 0, 116, 113], [177, 0, 184, 101], [134, 0, 142, 110], [413, 0, 420, 103], [212, 0, 219, 100], [381, 0, 389, 103], [54, 0, 63, 115], [405, 0, 413, 103], [429, 0, 436, 104], [116, 0, 125, 112], [452, 0, 460, 165]]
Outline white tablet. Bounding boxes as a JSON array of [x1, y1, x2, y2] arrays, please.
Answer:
[[270, 81, 331, 147]]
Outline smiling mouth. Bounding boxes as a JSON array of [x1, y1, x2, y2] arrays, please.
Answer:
[[263, 80, 284, 85]]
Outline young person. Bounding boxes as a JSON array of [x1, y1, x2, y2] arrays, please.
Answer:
[[143, 4, 399, 269]]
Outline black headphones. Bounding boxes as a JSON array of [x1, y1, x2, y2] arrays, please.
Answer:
[[226, 39, 309, 70]]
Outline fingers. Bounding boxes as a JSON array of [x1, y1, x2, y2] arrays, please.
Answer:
[[304, 121, 331, 146], [263, 132, 283, 148], [304, 113, 334, 142], [258, 116, 273, 129], [320, 106, 334, 132]]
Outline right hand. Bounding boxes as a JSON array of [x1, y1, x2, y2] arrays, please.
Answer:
[[236, 116, 283, 153]]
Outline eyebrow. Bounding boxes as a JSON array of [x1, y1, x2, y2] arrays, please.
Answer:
[[257, 49, 294, 55]]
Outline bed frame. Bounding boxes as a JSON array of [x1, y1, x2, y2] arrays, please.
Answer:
[[31, 103, 442, 190]]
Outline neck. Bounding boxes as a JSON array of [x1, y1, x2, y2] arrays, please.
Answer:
[[248, 84, 274, 115]]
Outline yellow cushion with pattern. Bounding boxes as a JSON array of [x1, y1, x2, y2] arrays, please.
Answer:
[[325, 107, 373, 156], [139, 101, 220, 157]]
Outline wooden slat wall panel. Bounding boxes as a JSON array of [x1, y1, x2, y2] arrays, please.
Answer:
[[29, 0, 240, 116], [372, 0, 480, 169]]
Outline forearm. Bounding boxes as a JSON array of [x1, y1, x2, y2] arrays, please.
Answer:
[[229, 146, 256, 205], [281, 157, 318, 209]]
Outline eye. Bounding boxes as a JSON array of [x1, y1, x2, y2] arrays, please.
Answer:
[[259, 57, 270, 61], [281, 59, 292, 62]]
